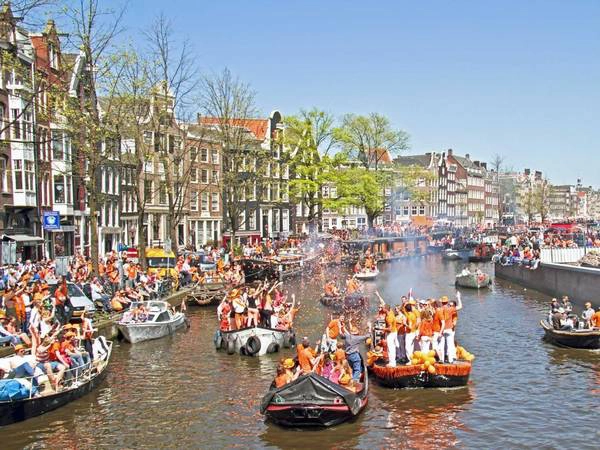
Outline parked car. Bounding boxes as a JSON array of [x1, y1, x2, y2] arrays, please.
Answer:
[[30, 280, 96, 319]]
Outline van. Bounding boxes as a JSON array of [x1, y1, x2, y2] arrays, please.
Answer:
[[145, 248, 179, 280]]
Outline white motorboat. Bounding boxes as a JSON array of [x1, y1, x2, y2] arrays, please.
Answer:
[[117, 301, 186, 343], [354, 269, 379, 281], [214, 326, 296, 356]]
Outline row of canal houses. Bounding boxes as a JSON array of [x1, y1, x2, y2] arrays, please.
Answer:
[[320, 149, 500, 232], [0, 6, 292, 261]]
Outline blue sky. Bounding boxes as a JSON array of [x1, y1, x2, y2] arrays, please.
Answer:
[[105, 0, 599, 186]]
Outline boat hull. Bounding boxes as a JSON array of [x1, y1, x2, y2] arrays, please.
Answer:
[[354, 271, 379, 281], [468, 256, 492, 263], [261, 357, 369, 427], [118, 313, 186, 343], [540, 320, 600, 349], [216, 327, 294, 356], [455, 273, 491, 289], [368, 361, 471, 389]]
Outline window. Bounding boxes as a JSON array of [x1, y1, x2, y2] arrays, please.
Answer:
[[212, 170, 219, 184], [144, 180, 153, 203], [159, 183, 167, 204], [49, 43, 58, 69], [248, 211, 255, 229], [411, 205, 418, 215], [25, 161, 34, 190], [190, 167, 197, 183], [0, 103, 5, 139], [211, 149, 219, 164], [190, 191, 198, 211], [23, 112, 32, 140], [211, 192, 219, 212], [323, 218, 329, 229], [201, 169, 208, 184], [190, 147, 197, 162], [13, 160, 22, 190], [273, 209, 280, 232], [11, 109, 20, 139], [52, 131, 63, 160], [201, 192, 209, 212], [419, 205, 426, 215], [201, 148, 208, 162], [143, 131, 153, 145], [0, 157, 6, 192], [54, 175, 65, 202]]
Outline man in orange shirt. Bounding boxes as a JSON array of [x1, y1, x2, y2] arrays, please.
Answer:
[[440, 291, 463, 363], [404, 299, 420, 362], [432, 299, 445, 361], [592, 308, 600, 328], [384, 304, 398, 367], [322, 314, 344, 352], [297, 337, 318, 373]]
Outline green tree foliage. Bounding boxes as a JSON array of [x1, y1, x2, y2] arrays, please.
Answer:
[[333, 113, 409, 170]]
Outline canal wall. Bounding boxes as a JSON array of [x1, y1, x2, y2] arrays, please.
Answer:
[[495, 262, 600, 308]]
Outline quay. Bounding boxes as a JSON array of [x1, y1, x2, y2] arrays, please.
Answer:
[[495, 262, 600, 307]]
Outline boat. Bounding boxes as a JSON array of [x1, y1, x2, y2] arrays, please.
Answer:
[[455, 272, 491, 289], [442, 249, 465, 261], [319, 294, 342, 307], [367, 359, 472, 389], [0, 336, 112, 426], [540, 320, 600, 349], [354, 269, 379, 281], [117, 301, 186, 343], [320, 293, 368, 311], [260, 356, 369, 427], [427, 245, 446, 254], [467, 255, 493, 263], [214, 326, 296, 356]]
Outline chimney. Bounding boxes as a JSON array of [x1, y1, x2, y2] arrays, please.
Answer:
[[465, 153, 470, 159], [481, 162, 487, 170], [524, 168, 530, 176], [447, 149, 453, 156]]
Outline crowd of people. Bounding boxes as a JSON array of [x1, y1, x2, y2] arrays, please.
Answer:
[[548, 296, 600, 330], [373, 291, 463, 366], [216, 281, 299, 331], [274, 318, 371, 393]]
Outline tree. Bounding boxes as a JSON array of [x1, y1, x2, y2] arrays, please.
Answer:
[[333, 113, 409, 170], [327, 167, 387, 229], [199, 68, 268, 248], [534, 179, 551, 223], [59, 0, 125, 273], [281, 108, 337, 231]]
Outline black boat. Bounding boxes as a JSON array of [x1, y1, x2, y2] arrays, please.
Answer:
[[467, 255, 492, 263], [261, 357, 369, 427], [319, 294, 342, 307], [540, 320, 600, 349], [0, 337, 113, 426], [319, 293, 368, 311]]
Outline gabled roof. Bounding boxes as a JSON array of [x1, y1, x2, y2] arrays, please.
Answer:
[[199, 117, 268, 141], [395, 154, 432, 168], [367, 148, 392, 165]]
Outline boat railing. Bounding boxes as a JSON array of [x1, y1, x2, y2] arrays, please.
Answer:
[[1, 357, 98, 402]]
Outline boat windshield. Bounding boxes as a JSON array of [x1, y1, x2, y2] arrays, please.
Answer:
[[147, 257, 177, 268]]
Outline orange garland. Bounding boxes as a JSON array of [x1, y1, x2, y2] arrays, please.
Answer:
[[370, 361, 471, 379]]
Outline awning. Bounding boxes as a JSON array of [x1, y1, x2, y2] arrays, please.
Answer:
[[2, 234, 45, 245]]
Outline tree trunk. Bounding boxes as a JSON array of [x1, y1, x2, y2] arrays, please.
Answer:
[[88, 181, 100, 275], [367, 214, 375, 230], [137, 208, 148, 270]]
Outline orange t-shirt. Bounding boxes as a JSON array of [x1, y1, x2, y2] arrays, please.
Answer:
[[275, 373, 288, 388], [433, 309, 443, 333], [385, 311, 397, 333], [442, 306, 456, 330], [128, 266, 137, 280], [327, 319, 340, 339], [419, 319, 434, 337], [297, 345, 314, 372], [592, 311, 600, 328], [405, 310, 419, 333], [334, 348, 346, 362]]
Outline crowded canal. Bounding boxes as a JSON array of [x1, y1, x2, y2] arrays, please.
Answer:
[[2, 255, 598, 449]]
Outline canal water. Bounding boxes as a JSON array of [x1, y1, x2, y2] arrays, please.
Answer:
[[3, 256, 600, 449]]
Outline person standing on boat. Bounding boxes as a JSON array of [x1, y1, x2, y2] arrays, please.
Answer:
[[80, 311, 95, 361], [582, 302, 595, 328], [382, 304, 398, 368], [322, 314, 344, 353], [440, 292, 462, 363], [340, 321, 371, 381], [403, 299, 420, 363]]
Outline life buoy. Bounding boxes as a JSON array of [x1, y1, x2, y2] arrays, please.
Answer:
[[246, 335, 261, 356], [266, 342, 279, 354], [226, 339, 235, 355], [213, 330, 223, 350]]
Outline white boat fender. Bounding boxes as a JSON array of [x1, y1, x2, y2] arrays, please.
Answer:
[[93, 336, 109, 360], [246, 335, 261, 355], [213, 330, 223, 350], [226, 339, 236, 355]]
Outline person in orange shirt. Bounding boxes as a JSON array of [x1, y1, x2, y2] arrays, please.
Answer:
[[297, 337, 318, 373], [440, 291, 463, 363], [432, 299, 445, 361], [384, 303, 398, 368], [127, 263, 138, 289], [592, 309, 600, 328], [418, 308, 434, 353], [404, 299, 420, 362], [322, 314, 344, 352]]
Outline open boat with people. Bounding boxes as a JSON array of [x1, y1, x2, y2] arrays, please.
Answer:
[[540, 320, 600, 349], [354, 269, 379, 281], [0, 336, 113, 426], [214, 326, 296, 356], [442, 249, 466, 261], [117, 301, 186, 344], [260, 356, 369, 427], [455, 271, 491, 289]]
